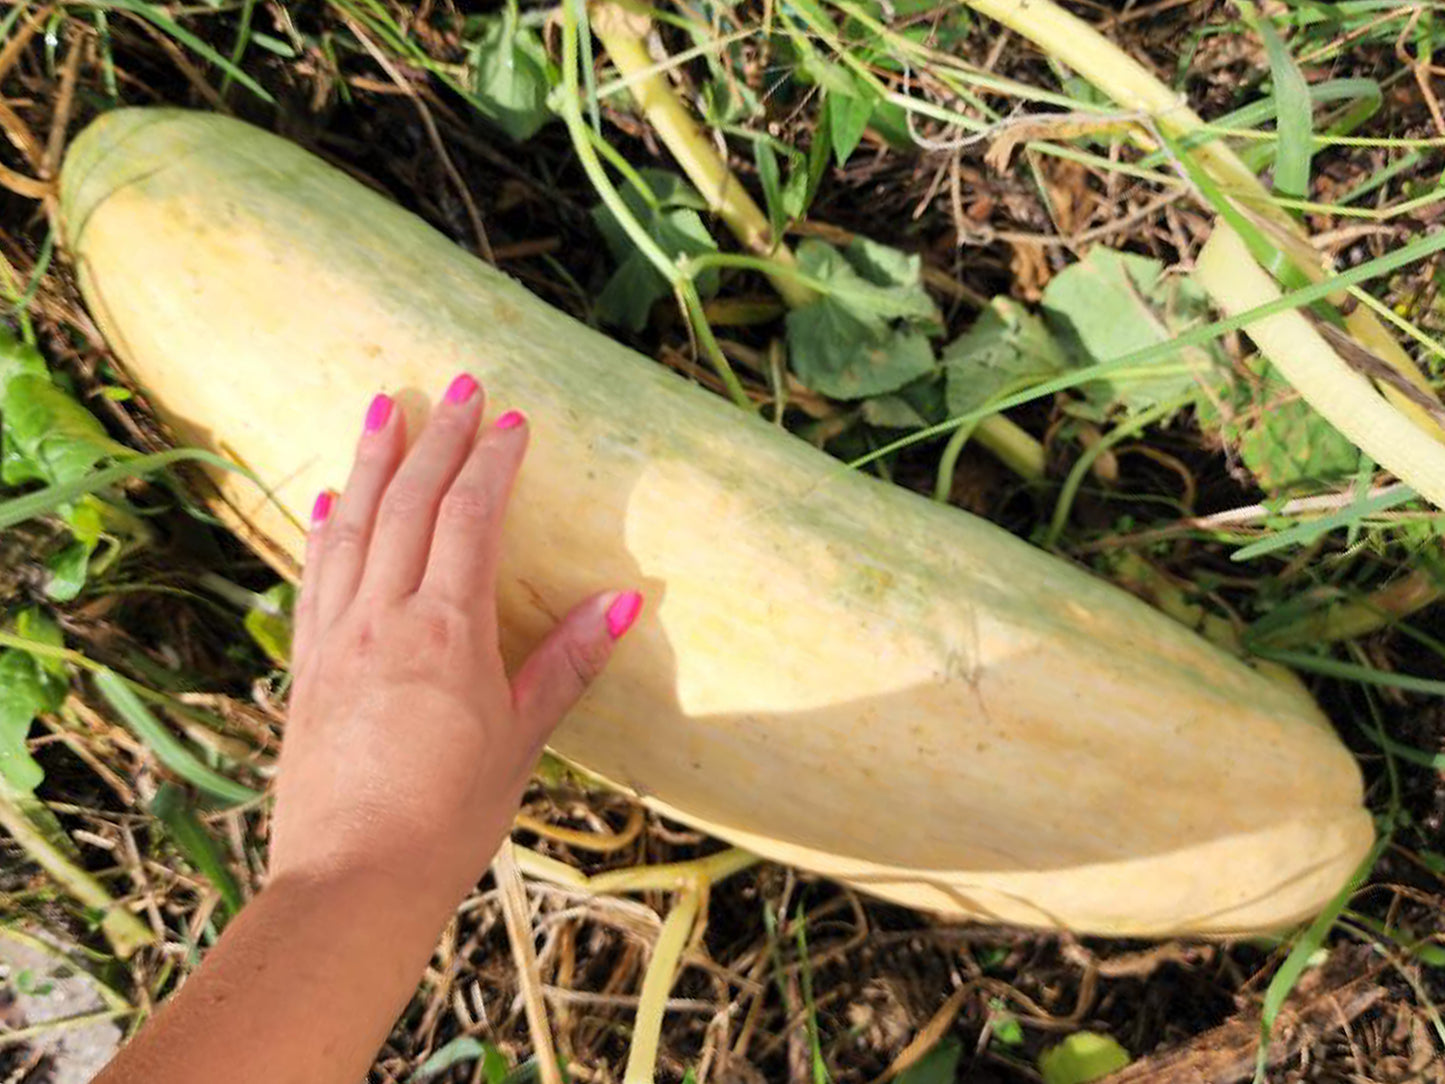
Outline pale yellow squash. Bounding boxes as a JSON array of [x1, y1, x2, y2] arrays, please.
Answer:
[[61, 108, 1374, 935]]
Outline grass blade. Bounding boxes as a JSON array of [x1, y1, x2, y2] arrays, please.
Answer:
[[93, 668, 260, 807], [149, 782, 245, 918], [0, 447, 247, 531], [1253, 832, 1388, 1082], [1229, 485, 1418, 561], [1252, 648, 1445, 697], [1239, 1, 1314, 201], [92, 0, 274, 104]]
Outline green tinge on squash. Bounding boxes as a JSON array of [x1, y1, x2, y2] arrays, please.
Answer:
[[60, 109, 1373, 935]]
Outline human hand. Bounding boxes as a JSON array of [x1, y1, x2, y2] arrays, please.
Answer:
[[270, 373, 641, 909]]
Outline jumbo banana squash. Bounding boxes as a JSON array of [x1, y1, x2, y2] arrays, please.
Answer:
[[60, 108, 1374, 935]]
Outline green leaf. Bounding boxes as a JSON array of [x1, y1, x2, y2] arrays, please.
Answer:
[[465, 11, 554, 142], [45, 540, 93, 602], [408, 1037, 510, 1083], [243, 583, 296, 666], [1201, 360, 1361, 495], [755, 141, 785, 244], [592, 169, 720, 331], [896, 1039, 962, 1084], [824, 81, 877, 166], [787, 238, 940, 399], [943, 297, 1074, 418], [1039, 1033, 1131, 1084], [1041, 247, 1224, 417], [0, 610, 68, 796], [1, 330, 128, 489]]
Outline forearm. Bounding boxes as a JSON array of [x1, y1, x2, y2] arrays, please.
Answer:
[[95, 867, 457, 1084]]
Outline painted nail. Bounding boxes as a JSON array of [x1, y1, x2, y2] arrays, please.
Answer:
[[494, 409, 526, 430], [605, 591, 643, 641], [310, 490, 336, 526], [445, 372, 480, 405], [364, 393, 393, 434]]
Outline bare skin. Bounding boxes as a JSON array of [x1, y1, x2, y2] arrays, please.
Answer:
[[95, 373, 640, 1084]]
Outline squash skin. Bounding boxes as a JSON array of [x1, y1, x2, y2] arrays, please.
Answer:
[[61, 108, 1373, 935]]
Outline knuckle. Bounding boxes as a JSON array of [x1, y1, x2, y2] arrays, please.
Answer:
[[561, 635, 610, 686], [438, 484, 495, 525], [408, 600, 471, 658], [380, 480, 434, 519], [325, 518, 365, 555]]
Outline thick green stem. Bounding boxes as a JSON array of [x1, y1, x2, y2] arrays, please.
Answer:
[[590, 1, 813, 307], [590, 1, 1047, 482], [961, 0, 1445, 477], [1199, 227, 1445, 507], [559, 0, 752, 410]]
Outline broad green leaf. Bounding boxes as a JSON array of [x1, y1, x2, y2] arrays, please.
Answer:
[[0, 330, 128, 489], [1041, 247, 1224, 417], [592, 169, 719, 331], [243, 582, 296, 666], [786, 237, 940, 399], [0, 610, 67, 796], [1200, 360, 1361, 495], [1039, 1033, 1131, 1084], [465, 12, 554, 142], [895, 1039, 962, 1084], [943, 297, 1074, 418]]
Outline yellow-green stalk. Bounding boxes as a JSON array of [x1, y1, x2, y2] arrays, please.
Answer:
[[962, 0, 1445, 471], [589, 1, 1048, 482]]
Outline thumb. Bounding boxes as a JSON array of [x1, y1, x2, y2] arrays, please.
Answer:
[[511, 589, 643, 741]]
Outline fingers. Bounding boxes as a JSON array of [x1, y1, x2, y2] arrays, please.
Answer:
[[511, 590, 642, 742], [312, 393, 407, 628], [418, 409, 528, 602], [359, 374, 486, 600], [291, 488, 338, 673]]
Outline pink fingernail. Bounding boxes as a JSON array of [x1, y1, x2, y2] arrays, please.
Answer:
[[364, 393, 393, 434], [605, 591, 643, 640], [310, 490, 335, 526], [495, 410, 526, 430], [445, 373, 480, 405]]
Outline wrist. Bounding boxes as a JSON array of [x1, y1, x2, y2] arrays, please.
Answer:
[[261, 858, 463, 942]]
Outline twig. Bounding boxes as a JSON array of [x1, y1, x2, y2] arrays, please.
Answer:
[[0, 785, 153, 959], [344, 16, 495, 264], [493, 841, 564, 1084]]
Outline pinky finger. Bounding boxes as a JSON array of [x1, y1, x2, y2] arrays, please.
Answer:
[[511, 589, 643, 746], [291, 489, 338, 675]]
